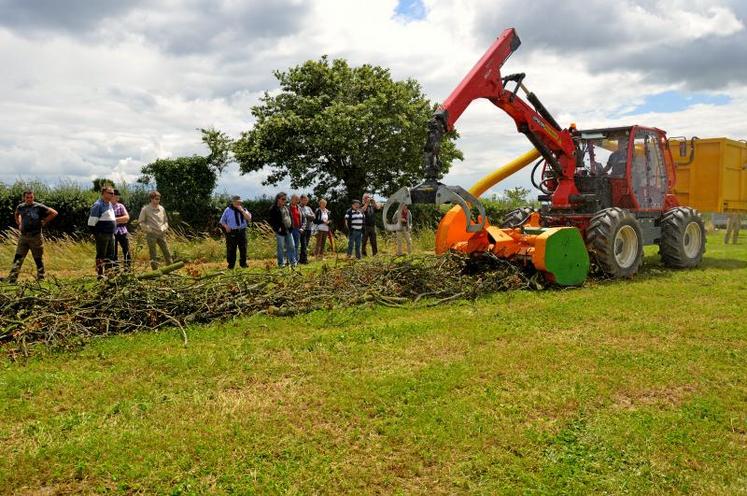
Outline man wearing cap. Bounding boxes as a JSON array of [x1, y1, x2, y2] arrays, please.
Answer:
[[345, 199, 365, 259], [220, 195, 252, 269]]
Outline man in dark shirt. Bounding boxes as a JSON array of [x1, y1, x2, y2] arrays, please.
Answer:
[[361, 193, 382, 256], [6, 190, 58, 282], [603, 137, 629, 177]]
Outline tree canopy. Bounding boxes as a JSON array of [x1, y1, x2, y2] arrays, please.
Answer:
[[232, 56, 463, 202]]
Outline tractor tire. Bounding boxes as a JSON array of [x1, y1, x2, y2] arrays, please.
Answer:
[[500, 207, 534, 228], [659, 207, 706, 268], [586, 208, 643, 278]]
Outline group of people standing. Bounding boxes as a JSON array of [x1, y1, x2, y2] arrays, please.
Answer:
[[3, 187, 173, 282], [268, 191, 414, 266], [88, 187, 172, 278], [267, 193, 330, 267], [342, 193, 412, 259], [3, 187, 416, 282]]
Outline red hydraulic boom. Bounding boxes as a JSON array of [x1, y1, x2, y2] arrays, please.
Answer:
[[384, 27, 581, 230]]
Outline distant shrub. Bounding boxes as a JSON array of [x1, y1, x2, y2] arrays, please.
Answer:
[[0, 181, 153, 237]]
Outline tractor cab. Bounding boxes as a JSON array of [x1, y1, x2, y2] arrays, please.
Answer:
[[572, 126, 675, 213]]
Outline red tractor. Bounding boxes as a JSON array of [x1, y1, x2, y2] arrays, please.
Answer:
[[384, 28, 706, 284]]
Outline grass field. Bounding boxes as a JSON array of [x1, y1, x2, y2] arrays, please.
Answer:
[[1, 234, 746, 494]]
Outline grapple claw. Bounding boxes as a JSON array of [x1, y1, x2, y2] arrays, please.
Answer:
[[383, 181, 487, 233], [382, 187, 412, 232]]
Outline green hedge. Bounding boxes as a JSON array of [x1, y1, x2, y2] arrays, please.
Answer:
[[0, 181, 152, 237], [1, 181, 532, 236]]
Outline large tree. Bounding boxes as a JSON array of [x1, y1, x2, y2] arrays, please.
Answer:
[[233, 57, 463, 202]]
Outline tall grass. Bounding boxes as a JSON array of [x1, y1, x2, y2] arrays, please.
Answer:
[[0, 224, 437, 280]]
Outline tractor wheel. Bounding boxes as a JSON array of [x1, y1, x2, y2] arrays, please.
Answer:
[[586, 208, 643, 278], [500, 207, 534, 228], [659, 207, 706, 268]]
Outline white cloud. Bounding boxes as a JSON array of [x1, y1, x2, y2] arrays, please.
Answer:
[[0, 0, 745, 203]]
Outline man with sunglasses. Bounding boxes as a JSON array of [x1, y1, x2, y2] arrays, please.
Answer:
[[87, 186, 117, 278]]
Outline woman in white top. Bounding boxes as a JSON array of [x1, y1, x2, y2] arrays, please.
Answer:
[[313, 199, 331, 259]]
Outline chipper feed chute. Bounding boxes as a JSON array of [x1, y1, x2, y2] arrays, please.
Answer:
[[434, 149, 540, 254], [434, 149, 589, 286], [448, 223, 589, 286]]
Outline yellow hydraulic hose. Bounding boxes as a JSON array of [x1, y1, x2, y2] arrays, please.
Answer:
[[467, 148, 541, 197], [434, 148, 541, 254]]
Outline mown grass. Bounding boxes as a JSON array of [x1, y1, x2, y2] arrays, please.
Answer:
[[1, 234, 746, 494]]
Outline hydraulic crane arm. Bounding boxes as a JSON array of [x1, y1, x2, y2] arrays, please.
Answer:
[[384, 27, 581, 232]]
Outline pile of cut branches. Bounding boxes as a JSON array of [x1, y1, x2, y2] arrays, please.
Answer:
[[0, 253, 536, 358]]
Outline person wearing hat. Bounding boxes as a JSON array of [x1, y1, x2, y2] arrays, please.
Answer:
[[220, 195, 252, 269], [112, 189, 131, 271], [344, 198, 365, 259]]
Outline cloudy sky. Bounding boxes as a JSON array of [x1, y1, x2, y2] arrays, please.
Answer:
[[1, 0, 745, 200]]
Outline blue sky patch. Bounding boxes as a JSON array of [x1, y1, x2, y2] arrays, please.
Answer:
[[395, 0, 426, 21], [624, 90, 730, 115]]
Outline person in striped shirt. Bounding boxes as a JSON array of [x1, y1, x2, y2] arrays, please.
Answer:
[[345, 199, 365, 259], [87, 186, 117, 278]]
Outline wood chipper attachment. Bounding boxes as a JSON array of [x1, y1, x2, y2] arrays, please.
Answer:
[[445, 212, 589, 286]]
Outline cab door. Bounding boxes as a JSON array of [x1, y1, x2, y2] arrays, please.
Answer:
[[630, 128, 668, 210]]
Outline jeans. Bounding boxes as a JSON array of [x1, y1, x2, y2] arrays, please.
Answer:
[[290, 228, 301, 262], [275, 232, 297, 267], [299, 228, 312, 263], [226, 229, 248, 269], [347, 229, 363, 259], [114, 233, 131, 271], [362, 225, 377, 256]]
